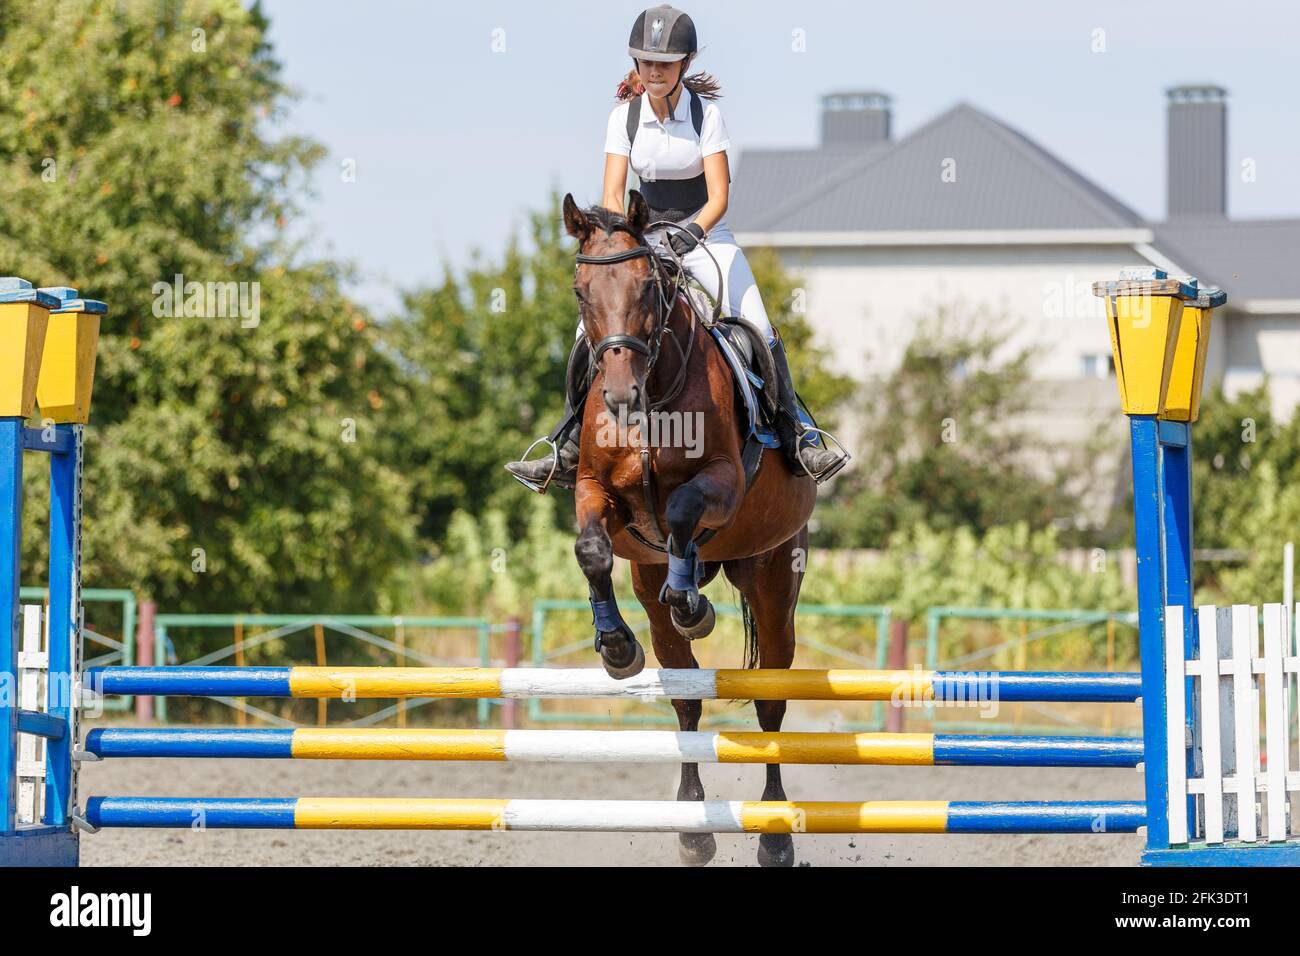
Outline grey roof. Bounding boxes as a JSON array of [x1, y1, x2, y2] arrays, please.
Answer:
[[1150, 218, 1300, 301], [728, 100, 1300, 304], [728, 146, 882, 226], [729, 103, 1145, 233]]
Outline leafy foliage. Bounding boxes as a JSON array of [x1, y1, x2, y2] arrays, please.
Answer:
[[814, 305, 1102, 547], [1190, 382, 1300, 603], [379, 204, 582, 542], [2, 0, 413, 611], [798, 521, 1132, 620]]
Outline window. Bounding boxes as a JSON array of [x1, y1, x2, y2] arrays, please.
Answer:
[[1081, 354, 1114, 379]]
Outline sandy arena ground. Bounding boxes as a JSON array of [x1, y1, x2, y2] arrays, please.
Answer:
[[78, 735, 1146, 867]]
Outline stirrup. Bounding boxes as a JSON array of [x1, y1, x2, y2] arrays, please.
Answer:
[[507, 436, 560, 494], [797, 427, 851, 484]]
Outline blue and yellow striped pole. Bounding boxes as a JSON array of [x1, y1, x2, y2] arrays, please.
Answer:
[[86, 665, 1142, 703], [83, 797, 1147, 834], [84, 727, 1144, 767]]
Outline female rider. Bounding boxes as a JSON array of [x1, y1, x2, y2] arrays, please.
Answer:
[[507, 4, 849, 490]]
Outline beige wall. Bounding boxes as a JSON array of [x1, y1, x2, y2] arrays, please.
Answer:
[[1222, 313, 1300, 421], [755, 241, 1298, 422], [762, 243, 1145, 380]]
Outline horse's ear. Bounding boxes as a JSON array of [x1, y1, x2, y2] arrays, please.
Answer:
[[626, 190, 650, 234], [562, 194, 591, 242]]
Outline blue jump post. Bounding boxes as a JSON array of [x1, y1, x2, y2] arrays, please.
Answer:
[[1092, 269, 1293, 865], [0, 279, 105, 866]]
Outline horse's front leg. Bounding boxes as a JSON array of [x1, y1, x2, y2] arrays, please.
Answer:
[[575, 480, 643, 679], [659, 461, 741, 640]]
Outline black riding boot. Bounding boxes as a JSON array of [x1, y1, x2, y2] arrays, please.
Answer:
[[506, 337, 590, 493], [769, 335, 850, 483]]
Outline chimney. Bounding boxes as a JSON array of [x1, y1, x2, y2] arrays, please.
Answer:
[[821, 91, 891, 147], [1166, 84, 1227, 219]]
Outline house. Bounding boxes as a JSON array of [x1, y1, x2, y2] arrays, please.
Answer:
[[728, 86, 1300, 423]]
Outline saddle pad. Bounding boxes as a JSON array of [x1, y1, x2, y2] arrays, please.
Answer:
[[705, 322, 781, 449]]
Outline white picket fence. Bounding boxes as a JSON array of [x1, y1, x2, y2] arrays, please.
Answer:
[[1165, 603, 1298, 846], [16, 605, 48, 825]]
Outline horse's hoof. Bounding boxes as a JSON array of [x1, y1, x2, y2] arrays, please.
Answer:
[[679, 832, 717, 867], [757, 832, 795, 868], [600, 637, 645, 679], [672, 598, 715, 640]]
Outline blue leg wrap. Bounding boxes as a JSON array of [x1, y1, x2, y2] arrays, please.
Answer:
[[590, 590, 629, 651], [658, 537, 704, 611]]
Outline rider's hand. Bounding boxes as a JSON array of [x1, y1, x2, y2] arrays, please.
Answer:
[[668, 222, 706, 258]]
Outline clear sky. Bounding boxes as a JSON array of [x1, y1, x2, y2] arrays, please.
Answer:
[[262, 0, 1300, 315]]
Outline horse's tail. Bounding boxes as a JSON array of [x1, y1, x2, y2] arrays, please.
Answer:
[[739, 594, 758, 670]]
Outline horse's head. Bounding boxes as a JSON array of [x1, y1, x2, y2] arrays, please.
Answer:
[[564, 190, 661, 418]]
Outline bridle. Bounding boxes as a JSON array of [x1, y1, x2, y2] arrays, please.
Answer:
[[576, 220, 721, 413], [577, 238, 691, 412]]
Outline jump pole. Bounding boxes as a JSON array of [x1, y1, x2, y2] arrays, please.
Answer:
[[83, 727, 1144, 767], [85, 665, 1142, 702], [83, 797, 1148, 834]]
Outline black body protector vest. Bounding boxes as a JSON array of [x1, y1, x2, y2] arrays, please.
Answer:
[[626, 89, 728, 223]]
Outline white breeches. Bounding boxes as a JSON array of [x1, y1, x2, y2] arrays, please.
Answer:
[[575, 219, 775, 344]]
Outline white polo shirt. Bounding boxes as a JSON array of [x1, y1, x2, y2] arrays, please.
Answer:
[[604, 92, 730, 195]]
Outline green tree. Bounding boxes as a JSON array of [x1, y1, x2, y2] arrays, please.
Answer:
[[381, 201, 581, 542], [815, 304, 1104, 547], [1, 0, 413, 612], [1189, 381, 1300, 602]]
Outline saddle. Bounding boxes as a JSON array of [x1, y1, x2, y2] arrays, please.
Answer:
[[683, 285, 826, 453], [684, 285, 781, 449]]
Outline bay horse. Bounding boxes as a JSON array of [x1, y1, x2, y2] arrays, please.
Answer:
[[564, 190, 817, 867]]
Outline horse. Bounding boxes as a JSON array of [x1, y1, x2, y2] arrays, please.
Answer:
[[563, 190, 817, 867]]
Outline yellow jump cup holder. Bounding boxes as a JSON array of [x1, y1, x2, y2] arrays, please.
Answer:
[[1092, 268, 1225, 422]]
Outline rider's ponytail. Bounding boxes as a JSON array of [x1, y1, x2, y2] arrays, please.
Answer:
[[616, 56, 722, 101]]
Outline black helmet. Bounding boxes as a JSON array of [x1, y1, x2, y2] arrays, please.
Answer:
[[628, 5, 697, 62]]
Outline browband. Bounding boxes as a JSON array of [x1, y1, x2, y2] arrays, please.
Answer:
[[575, 245, 653, 265]]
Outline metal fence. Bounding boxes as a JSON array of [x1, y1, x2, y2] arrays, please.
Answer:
[[923, 606, 1141, 735]]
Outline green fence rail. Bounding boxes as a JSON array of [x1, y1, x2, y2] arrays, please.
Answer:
[[21, 587, 136, 713], [924, 606, 1140, 735], [74, 599, 1144, 735], [152, 613, 493, 726]]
